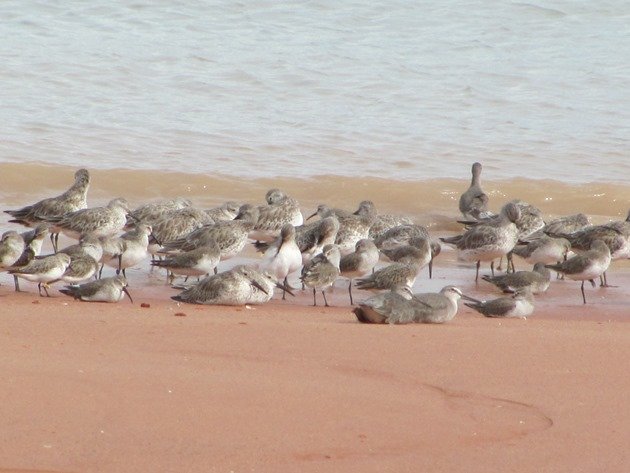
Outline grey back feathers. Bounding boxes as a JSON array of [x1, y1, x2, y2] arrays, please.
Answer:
[[355, 286, 463, 324], [464, 290, 535, 318]]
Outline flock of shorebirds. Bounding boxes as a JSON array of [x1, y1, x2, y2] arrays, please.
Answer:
[[1, 164, 628, 324]]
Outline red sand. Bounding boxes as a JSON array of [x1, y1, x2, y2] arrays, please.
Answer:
[[1, 266, 629, 472]]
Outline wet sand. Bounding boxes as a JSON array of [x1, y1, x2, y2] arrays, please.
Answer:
[[1, 262, 629, 473]]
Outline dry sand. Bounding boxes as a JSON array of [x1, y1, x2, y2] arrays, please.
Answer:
[[1, 264, 629, 473]]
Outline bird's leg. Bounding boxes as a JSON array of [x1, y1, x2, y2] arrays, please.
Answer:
[[475, 260, 481, 283], [322, 290, 329, 307], [348, 280, 353, 305], [507, 251, 515, 273], [581, 280, 587, 304], [50, 233, 57, 253], [599, 271, 617, 288], [312, 288, 317, 306]]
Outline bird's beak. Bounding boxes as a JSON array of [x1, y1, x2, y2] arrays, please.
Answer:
[[460, 293, 481, 303], [123, 287, 134, 304], [306, 211, 317, 221], [149, 230, 162, 246], [251, 280, 269, 295], [276, 281, 295, 297]]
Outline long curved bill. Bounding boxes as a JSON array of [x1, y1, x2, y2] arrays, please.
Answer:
[[460, 293, 482, 304], [251, 280, 269, 295], [276, 281, 295, 297], [123, 287, 134, 304]]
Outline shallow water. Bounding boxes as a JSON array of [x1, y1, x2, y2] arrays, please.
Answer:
[[1, 1, 630, 183]]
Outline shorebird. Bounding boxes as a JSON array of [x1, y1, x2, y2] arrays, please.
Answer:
[[541, 213, 591, 236], [161, 205, 259, 261], [257, 217, 341, 270], [545, 239, 611, 304], [512, 235, 571, 267], [440, 202, 521, 282], [354, 286, 465, 324], [334, 200, 378, 255], [339, 239, 380, 304], [9, 252, 72, 296], [409, 286, 466, 323], [0, 231, 25, 270], [481, 262, 551, 294], [5, 168, 90, 251], [59, 235, 104, 263], [59, 275, 133, 303], [546, 208, 630, 259], [100, 224, 152, 277], [8, 225, 50, 291], [292, 216, 340, 266], [151, 243, 221, 284], [511, 200, 545, 240], [3, 248, 35, 292], [373, 224, 430, 250], [464, 290, 535, 318], [306, 204, 351, 220], [205, 201, 240, 221], [0, 230, 26, 291], [260, 224, 302, 299], [247, 267, 295, 304], [458, 162, 490, 220], [546, 210, 630, 286], [368, 214, 414, 240], [380, 236, 440, 279], [20, 224, 49, 256], [127, 197, 192, 227], [171, 265, 283, 306], [307, 201, 377, 255], [353, 286, 414, 324], [250, 189, 303, 242], [45, 198, 130, 241], [355, 245, 428, 293], [300, 244, 341, 307], [57, 238, 103, 286], [148, 206, 214, 257], [58, 254, 100, 284], [459, 200, 544, 243]]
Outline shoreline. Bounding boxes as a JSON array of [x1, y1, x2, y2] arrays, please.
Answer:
[[1, 163, 629, 223]]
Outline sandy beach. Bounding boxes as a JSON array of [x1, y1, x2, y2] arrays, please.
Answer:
[[1, 262, 629, 473]]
